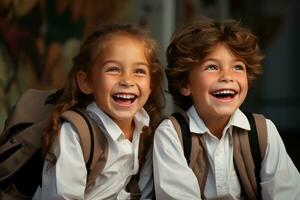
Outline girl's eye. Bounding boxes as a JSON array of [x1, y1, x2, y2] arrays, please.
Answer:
[[106, 66, 120, 73], [135, 66, 149, 76], [135, 68, 146, 74], [206, 64, 218, 71]]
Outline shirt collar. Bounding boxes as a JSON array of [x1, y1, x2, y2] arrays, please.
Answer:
[[229, 109, 250, 131], [86, 102, 149, 141], [133, 107, 150, 132], [186, 106, 250, 134], [187, 106, 208, 134]]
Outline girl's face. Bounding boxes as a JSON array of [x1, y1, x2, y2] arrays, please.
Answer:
[[181, 44, 248, 126], [78, 35, 151, 126]]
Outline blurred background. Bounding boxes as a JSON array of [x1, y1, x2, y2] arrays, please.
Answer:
[[0, 0, 299, 169]]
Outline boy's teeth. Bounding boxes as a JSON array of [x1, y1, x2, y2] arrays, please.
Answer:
[[213, 90, 235, 95]]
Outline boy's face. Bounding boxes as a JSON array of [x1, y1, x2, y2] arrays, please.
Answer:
[[180, 44, 248, 123], [78, 35, 151, 126]]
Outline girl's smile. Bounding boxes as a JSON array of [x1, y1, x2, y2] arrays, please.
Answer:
[[77, 35, 151, 130], [112, 93, 138, 106]]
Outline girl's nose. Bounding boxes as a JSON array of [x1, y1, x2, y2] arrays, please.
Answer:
[[119, 74, 135, 87]]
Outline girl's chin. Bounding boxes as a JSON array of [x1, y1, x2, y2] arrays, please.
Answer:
[[109, 110, 137, 120]]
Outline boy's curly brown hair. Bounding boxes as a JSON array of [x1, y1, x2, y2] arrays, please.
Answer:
[[166, 18, 264, 110]]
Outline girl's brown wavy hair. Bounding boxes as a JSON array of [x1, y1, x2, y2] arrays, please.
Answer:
[[166, 18, 264, 110], [43, 24, 165, 166]]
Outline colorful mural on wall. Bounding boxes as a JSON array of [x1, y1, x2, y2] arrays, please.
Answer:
[[0, 0, 132, 128]]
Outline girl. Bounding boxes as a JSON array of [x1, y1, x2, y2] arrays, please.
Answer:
[[34, 24, 164, 199]]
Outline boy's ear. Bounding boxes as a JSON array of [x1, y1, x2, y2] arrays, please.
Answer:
[[180, 84, 191, 96], [76, 71, 93, 95]]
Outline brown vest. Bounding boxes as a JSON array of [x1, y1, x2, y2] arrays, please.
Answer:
[[169, 113, 267, 200]]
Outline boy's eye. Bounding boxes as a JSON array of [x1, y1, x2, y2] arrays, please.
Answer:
[[233, 64, 245, 71]]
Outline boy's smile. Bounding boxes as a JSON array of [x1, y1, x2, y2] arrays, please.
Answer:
[[180, 44, 248, 134], [211, 89, 237, 100]]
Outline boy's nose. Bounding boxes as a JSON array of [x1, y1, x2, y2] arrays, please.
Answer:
[[219, 70, 233, 82]]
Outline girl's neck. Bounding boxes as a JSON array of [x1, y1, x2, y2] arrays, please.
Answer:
[[114, 119, 135, 142]]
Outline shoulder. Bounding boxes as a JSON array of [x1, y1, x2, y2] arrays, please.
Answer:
[[51, 122, 84, 161], [260, 118, 300, 185], [60, 121, 81, 143], [155, 118, 176, 136], [262, 117, 288, 162], [154, 118, 181, 146], [264, 118, 287, 151], [265, 118, 278, 135], [261, 117, 281, 144], [153, 118, 186, 162], [247, 114, 281, 149]]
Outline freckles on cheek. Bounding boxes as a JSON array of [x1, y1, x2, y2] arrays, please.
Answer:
[[141, 77, 151, 86]]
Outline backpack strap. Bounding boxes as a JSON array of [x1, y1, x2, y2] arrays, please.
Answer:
[[233, 112, 267, 200], [252, 113, 268, 160], [170, 112, 191, 164], [125, 127, 154, 200], [244, 112, 267, 199], [169, 112, 208, 199], [171, 112, 268, 200], [126, 175, 142, 200], [60, 108, 108, 191], [61, 109, 94, 171], [245, 112, 261, 199], [61, 108, 147, 197]]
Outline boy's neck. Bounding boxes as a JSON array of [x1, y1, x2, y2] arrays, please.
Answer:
[[201, 114, 230, 139], [207, 123, 224, 139]]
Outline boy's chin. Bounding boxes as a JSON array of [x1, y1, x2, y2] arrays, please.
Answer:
[[213, 107, 238, 117]]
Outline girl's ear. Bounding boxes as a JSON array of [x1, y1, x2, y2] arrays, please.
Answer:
[[76, 71, 93, 94], [180, 84, 191, 96]]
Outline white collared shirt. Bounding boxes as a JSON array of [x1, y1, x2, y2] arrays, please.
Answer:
[[153, 106, 300, 200], [33, 102, 153, 200]]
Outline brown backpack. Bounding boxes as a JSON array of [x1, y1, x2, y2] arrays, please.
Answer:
[[0, 89, 145, 200], [169, 112, 267, 200]]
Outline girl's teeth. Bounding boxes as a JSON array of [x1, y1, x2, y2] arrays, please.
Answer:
[[115, 94, 135, 99]]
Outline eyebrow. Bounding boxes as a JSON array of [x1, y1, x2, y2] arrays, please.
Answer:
[[202, 58, 245, 63], [101, 60, 149, 67]]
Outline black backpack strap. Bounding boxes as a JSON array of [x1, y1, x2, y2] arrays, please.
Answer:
[[244, 112, 262, 200], [171, 112, 191, 164]]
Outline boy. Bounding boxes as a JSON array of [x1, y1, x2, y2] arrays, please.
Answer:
[[153, 18, 300, 199]]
